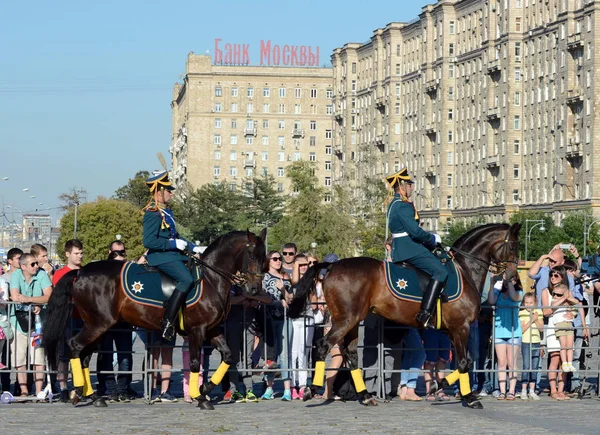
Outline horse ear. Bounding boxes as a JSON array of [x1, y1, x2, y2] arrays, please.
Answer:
[[259, 227, 267, 242], [510, 222, 522, 237]]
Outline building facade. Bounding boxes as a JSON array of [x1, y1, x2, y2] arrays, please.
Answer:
[[332, 0, 600, 230], [171, 54, 335, 197]]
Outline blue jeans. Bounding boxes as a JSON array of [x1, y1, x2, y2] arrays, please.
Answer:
[[521, 343, 540, 386], [266, 318, 292, 382], [400, 328, 426, 389]]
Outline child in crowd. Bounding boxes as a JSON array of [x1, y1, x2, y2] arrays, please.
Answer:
[[550, 283, 577, 372], [518, 292, 543, 400], [182, 337, 203, 403]]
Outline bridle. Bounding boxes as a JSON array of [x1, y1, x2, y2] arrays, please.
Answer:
[[447, 228, 519, 274], [188, 238, 264, 286]]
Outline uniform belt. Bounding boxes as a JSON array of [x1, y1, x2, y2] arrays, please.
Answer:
[[391, 232, 408, 238]]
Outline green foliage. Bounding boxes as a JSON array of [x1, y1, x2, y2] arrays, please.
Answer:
[[444, 218, 485, 247], [354, 177, 388, 259], [268, 161, 354, 258], [57, 198, 144, 263], [114, 170, 152, 209]]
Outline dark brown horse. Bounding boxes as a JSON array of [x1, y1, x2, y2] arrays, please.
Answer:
[[289, 223, 520, 409], [43, 229, 266, 409]]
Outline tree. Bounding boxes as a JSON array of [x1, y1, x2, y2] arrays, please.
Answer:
[[354, 176, 388, 259], [268, 161, 354, 258], [58, 187, 87, 211], [174, 183, 253, 246], [245, 173, 284, 228], [57, 198, 144, 263], [509, 210, 561, 260], [114, 170, 152, 209]]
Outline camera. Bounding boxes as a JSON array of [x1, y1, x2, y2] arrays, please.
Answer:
[[559, 243, 571, 250]]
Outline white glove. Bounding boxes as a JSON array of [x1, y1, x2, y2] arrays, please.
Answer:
[[192, 246, 202, 254], [493, 280, 504, 290], [175, 239, 188, 251], [433, 233, 442, 245]]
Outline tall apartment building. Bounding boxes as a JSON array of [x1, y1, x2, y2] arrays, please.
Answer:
[[332, 0, 600, 231], [22, 213, 51, 243], [171, 54, 335, 197]]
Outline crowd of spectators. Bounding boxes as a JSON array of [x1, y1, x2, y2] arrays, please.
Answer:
[[0, 238, 598, 404]]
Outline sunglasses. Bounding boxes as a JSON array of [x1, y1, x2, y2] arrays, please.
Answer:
[[270, 257, 282, 261], [111, 250, 127, 256], [29, 262, 39, 267], [308, 261, 317, 265], [298, 263, 309, 267], [550, 273, 562, 278], [282, 252, 295, 256]]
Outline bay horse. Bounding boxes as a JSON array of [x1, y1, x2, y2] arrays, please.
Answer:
[[289, 223, 520, 409], [43, 229, 266, 409]]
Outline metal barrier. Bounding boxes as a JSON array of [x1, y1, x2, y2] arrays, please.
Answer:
[[1, 299, 599, 401]]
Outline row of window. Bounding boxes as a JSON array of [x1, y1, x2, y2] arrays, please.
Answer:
[[213, 150, 333, 164], [215, 86, 333, 99], [212, 166, 333, 186], [213, 102, 333, 115], [214, 118, 329, 131], [213, 135, 325, 146]]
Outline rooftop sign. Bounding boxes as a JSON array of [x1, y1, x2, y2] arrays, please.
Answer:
[[213, 39, 320, 67]]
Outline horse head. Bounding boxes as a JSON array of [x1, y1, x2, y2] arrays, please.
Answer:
[[238, 228, 267, 296], [453, 222, 521, 278]]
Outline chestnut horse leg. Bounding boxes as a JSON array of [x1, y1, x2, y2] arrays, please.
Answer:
[[198, 330, 233, 410], [186, 325, 213, 409], [343, 326, 378, 406], [303, 319, 356, 401], [80, 345, 107, 408], [447, 322, 482, 409]]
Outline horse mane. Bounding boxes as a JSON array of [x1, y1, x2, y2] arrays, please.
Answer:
[[202, 230, 248, 257], [452, 223, 510, 249]]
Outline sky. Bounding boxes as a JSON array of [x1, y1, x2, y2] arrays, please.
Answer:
[[0, 0, 425, 225]]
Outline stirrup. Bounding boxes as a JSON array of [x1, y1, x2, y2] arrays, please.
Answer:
[[416, 310, 432, 328], [162, 320, 175, 340]]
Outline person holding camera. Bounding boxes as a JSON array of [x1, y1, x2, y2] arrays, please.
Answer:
[[488, 271, 523, 400]]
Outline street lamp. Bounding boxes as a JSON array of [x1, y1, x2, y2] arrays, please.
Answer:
[[525, 219, 546, 262], [583, 218, 600, 257]]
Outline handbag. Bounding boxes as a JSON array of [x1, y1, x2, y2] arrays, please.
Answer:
[[14, 310, 35, 333]]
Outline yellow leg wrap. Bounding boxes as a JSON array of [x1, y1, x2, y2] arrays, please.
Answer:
[[189, 372, 200, 399], [82, 368, 94, 397], [178, 307, 184, 332], [436, 299, 442, 330], [351, 368, 367, 393], [209, 362, 230, 386], [459, 373, 472, 396], [70, 358, 84, 388], [313, 361, 326, 387], [444, 369, 460, 386]]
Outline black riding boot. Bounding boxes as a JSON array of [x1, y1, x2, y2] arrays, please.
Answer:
[[161, 290, 187, 340], [415, 280, 445, 328]]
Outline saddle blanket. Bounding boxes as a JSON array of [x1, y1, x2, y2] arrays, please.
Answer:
[[120, 262, 203, 309], [383, 260, 463, 303]]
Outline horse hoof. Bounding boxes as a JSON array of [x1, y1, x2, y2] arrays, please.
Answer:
[[197, 400, 214, 410], [70, 389, 81, 406], [363, 397, 378, 406], [466, 395, 483, 409], [93, 398, 108, 408], [303, 388, 313, 402]]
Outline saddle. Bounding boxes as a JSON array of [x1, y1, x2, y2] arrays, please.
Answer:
[[383, 260, 463, 304], [120, 262, 203, 309]]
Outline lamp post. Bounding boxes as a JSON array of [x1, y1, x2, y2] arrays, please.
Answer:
[[583, 218, 600, 257], [525, 219, 546, 262]]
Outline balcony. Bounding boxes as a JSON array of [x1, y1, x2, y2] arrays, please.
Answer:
[[243, 159, 256, 168], [425, 167, 436, 177], [375, 97, 386, 109], [486, 107, 501, 121], [486, 155, 499, 168], [487, 59, 501, 74], [292, 129, 305, 138], [566, 89, 583, 105], [375, 135, 384, 148], [424, 125, 436, 136], [244, 128, 257, 137], [425, 79, 440, 94], [566, 141, 583, 159], [333, 146, 343, 155], [567, 33, 583, 51], [334, 111, 343, 122]]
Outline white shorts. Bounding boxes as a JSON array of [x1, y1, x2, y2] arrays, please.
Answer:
[[544, 317, 560, 354], [10, 330, 45, 367]]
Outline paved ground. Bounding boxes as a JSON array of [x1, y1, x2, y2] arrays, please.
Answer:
[[2, 392, 600, 434]]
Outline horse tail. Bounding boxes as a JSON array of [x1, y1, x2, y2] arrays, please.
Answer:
[[288, 262, 331, 318], [43, 269, 78, 370]]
